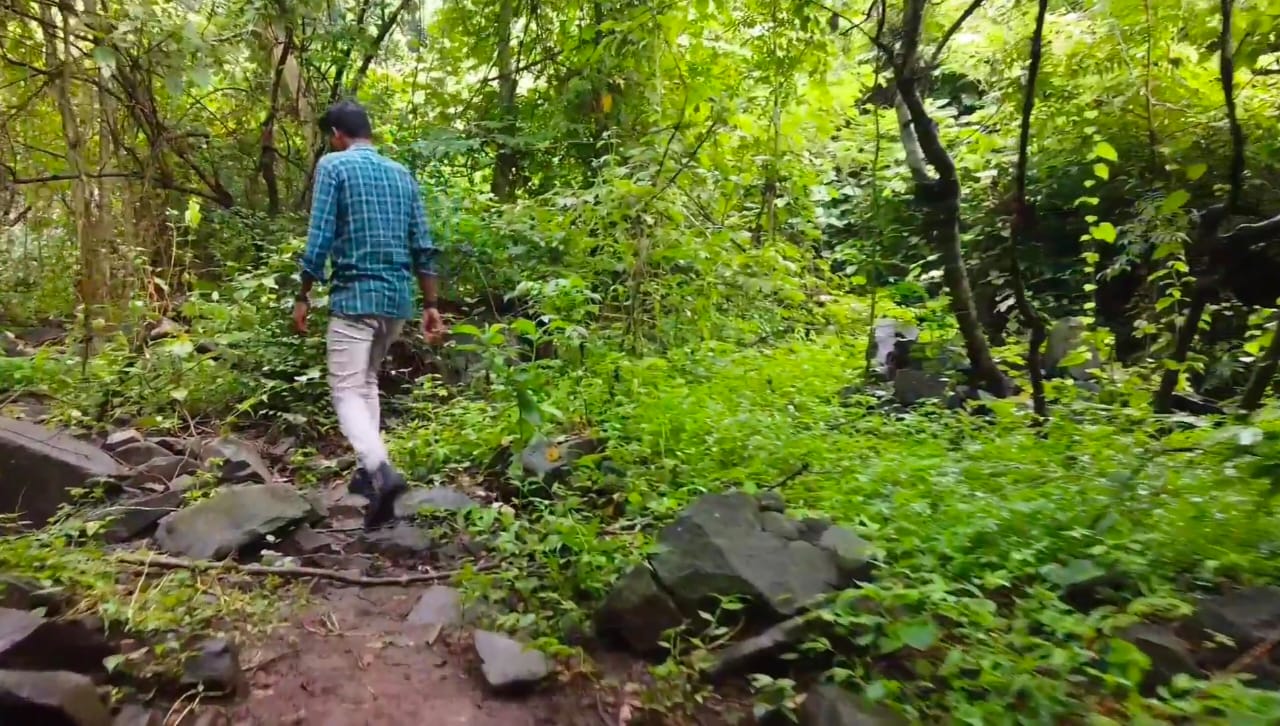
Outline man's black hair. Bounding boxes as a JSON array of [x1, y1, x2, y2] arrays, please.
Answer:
[[319, 100, 373, 139]]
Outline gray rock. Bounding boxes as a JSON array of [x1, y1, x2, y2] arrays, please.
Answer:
[[112, 704, 162, 726], [760, 511, 800, 540], [1120, 623, 1199, 692], [892, 369, 948, 406], [281, 525, 337, 555], [757, 490, 786, 513], [394, 487, 478, 518], [0, 417, 126, 526], [1044, 317, 1100, 380], [1191, 587, 1280, 669], [102, 430, 144, 453], [155, 484, 318, 560], [595, 565, 684, 655], [357, 523, 434, 557], [0, 576, 60, 613], [200, 437, 272, 484], [816, 526, 874, 580], [110, 442, 171, 468], [796, 684, 904, 726], [406, 586, 462, 644], [520, 434, 603, 480], [0, 609, 114, 676], [0, 669, 112, 726], [181, 637, 242, 694], [797, 517, 833, 543], [708, 610, 819, 682], [473, 631, 551, 691], [127, 455, 200, 487], [649, 492, 839, 617], [90, 490, 183, 543], [148, 317, 184, 341]]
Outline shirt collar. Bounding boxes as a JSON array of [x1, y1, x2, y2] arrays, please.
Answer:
[[348, 140, 376, 152]]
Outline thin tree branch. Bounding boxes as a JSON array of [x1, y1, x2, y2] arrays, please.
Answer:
[[114, 553, 494, 586], [927, 0, 986, 69]]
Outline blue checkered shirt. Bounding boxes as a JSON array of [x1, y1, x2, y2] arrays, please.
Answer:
[[301, 144, 437, 320]]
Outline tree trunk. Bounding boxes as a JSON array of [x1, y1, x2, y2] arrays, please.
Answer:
[[1153, 283, 1209, 414], [1241, 312, 1280, 413], [261, 23, 293, 216], [889, 0, 1005, 394], [40, 1, 107, 318], [491, 0, 518, 202]]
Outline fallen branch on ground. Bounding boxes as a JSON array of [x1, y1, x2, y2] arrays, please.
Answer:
[[113, 553, 490, 586]]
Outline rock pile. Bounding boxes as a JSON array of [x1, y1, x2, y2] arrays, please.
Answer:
[[596, 491, 874, 655]]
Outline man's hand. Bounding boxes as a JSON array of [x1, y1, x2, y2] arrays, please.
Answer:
[[422, 307, 447, 344], [292, 300, 310, 335]]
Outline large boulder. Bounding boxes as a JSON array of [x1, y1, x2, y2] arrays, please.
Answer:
[[154, 484, 318, 560], [601, 491, 876, 656], [1120, 623, 1200, 693], [109, 442, 171, 469], [649, 493, 840, 617], [0, 669, 111, 726], [1190, 587, 1280, 674], [0, 418, 125, 526]]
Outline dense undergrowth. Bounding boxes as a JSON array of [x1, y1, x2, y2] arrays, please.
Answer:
[[11, 274, 1280, 721]]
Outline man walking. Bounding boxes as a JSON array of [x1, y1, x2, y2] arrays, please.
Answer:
[[293, 100, 446, 528]]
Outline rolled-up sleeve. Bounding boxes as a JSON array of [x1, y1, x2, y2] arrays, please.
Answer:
[[301, 159, 340, 282], [408, 182, 438, 277]]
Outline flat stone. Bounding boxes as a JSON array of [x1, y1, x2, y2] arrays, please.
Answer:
[[0, 417, 126, 526], [595, 565, 684, 655], [708, 611, 819, 682], [110, 442, 171, 468], [0, 576, 61, 613], [155, 484, 318, 560], [102, 430, 144, 453], [90, 490, 183, 543], [394, 487, 479, 518], [406, 586, 463, 644], [0, 609, 114, 676], [0, 669, 111, 726], [473, 631, 551, 691], [280, 525, 337, 555], [181, 637, 242, 695], [200, 437, 272, 484], [127, 455, 199, 487], [357, 523, 433, 558]]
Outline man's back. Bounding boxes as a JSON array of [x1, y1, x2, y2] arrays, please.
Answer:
[[302, 145, 432, 320]]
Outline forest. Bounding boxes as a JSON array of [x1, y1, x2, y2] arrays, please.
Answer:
[[3, 0, 1280, 722]]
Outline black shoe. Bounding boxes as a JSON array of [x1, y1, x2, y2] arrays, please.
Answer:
[[363, 462, 408, 530], [348, 467, 374, 498]]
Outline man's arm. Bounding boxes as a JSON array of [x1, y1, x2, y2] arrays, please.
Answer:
[[407, 183, 440, 306], [299, 160, 340, 300]]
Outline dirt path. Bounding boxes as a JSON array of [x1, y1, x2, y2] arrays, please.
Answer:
[[229, 584, 595, 726]]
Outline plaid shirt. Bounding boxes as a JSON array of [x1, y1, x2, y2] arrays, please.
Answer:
[[301, 144, 437, 320]]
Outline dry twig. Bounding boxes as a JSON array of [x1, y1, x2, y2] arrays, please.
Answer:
[[114, 553, 490, 586]]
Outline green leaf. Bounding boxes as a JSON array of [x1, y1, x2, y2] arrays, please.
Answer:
[[1043, 558, 1106, 587], [1186, 163, 1208, 181], [92, 46, 117, 71], [1090, 222, 1117, 243], [170, 388, 189, 402], [1160, 190, 1191, 214], [1093, 163, 1110, 180], [1094, 141, 1118, 161], [899, 620, 939, 650]]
